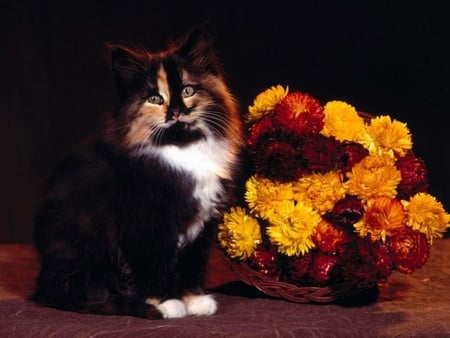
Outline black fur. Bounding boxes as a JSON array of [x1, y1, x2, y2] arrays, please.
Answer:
[[31, 29, 243, 319]]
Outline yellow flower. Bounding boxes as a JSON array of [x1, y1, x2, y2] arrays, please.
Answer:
[[321, 100, 370, 143], [247, 85, 289, 122], [245, 176, 296, 219], [345, 153, 401, 200], [403, 193, 450, 244], [218, 207, 262, 260], [354, 196, 407, 242], [294, 171, 346, 214], [266, 200, 320, 256], [362, 115, 412, 157]]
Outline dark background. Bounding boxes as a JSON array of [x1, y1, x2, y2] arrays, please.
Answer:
[[2, 0, 449, 243]]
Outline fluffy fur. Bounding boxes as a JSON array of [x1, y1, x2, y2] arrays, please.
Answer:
[[32, 29, 243, 319]]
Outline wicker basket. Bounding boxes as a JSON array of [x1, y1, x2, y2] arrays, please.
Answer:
[[227, 257, 369, 304]]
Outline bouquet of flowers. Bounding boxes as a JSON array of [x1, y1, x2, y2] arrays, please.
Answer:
[[218, 85, 450, 301]]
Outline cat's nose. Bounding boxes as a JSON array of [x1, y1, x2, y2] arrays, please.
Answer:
[[166, 110, 180, 122]]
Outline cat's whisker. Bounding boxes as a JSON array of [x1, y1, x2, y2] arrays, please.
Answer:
[[151, 125, 167, 146], [200, 111, 228, 136]]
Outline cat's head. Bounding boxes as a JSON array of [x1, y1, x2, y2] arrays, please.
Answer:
[[106, 29, 242, 153]]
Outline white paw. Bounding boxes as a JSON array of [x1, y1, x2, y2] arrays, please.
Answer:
[[156, 299, 187, 319], [184, 294, 217, 316]]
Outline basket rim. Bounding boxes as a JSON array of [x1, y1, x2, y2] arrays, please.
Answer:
[[226, 255, 366, 304]]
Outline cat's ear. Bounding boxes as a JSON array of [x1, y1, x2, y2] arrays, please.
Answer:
[[176, 28, 222, 75], [108, 44, 147, 97]]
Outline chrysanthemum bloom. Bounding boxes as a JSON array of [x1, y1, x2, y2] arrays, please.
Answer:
[[403, 192, 450, 244], [251, 138, 302, 181], [274, 92, 324, 135], [295, 171, 346, 213], [312, 219, 351, 254], [266, 200, 321, 256], [246, 116, 277, 148], [396, 153, 429, 199], [345, 153, 402, 200], [341, 238, 380, 287], [321, 100, 370, 143], [363, 115, 412, 157], [245, 176, 296, 219], [300, 134, 344, 174], [218, 207, 262, 260], [247, 85, 289, 122], [388, 226, 430, 274], [354, 196, 407, 242], [339, 141, 369, 173]]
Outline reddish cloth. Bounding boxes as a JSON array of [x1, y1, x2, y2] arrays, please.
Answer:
[[1, 241, 450, 336]]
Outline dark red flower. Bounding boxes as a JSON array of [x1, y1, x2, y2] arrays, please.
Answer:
[[274, 92, 324, 135], [388, 226, 430, 274], [247, 116, 277, 148], [300, 134, 344, 173], [285, 252, 313, 284], [396, 153, 429, 200], [248, 245, 280, 279], [373, 241, 394, 280], [339, 141, 369, 172], [329, 196, 364, 227], [339, 238, 382, 287], [309, 251, 340, 284], [251, 137, 303, 181]]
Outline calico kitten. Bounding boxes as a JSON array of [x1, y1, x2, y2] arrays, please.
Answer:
[[32, 29, 243, 319]]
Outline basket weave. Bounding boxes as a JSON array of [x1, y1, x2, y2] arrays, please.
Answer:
[[228, 258, 366, 303], [223, 111, 376, 304]]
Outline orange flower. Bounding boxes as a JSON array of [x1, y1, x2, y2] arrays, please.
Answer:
[[312, 219, 351, 253], [354, 197, 407, 242]]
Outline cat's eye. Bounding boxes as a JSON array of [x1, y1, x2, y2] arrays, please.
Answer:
[[147, 95, 164, 105], [181, 86, 196, 98]]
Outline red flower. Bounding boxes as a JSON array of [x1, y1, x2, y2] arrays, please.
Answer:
[[396, 153, 429, 200], [248, 246, 280, 279], [388, 226, 430, 274], [274, 92, 324, 135], [300, 134, 344, 173], [247, 116, 276, 148], [339, 141, 369, 172], [373, 242, 394, 280], [251, 137, 303, 181], [309, 251, 340, 285], [285, 252, 313, 284], [329, 196, 364, 227], [339, 238, 381, 287]]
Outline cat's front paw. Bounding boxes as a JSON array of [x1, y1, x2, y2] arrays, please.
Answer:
[[156, 299, 187, 319], [184, 294, 217, 316]]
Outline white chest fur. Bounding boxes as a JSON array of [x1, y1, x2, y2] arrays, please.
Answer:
[[153, 139, 235, 246]]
